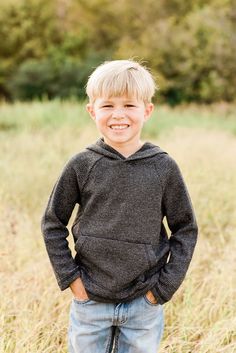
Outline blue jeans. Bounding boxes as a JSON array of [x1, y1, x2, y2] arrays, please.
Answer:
[[68, 294, 164, 353]]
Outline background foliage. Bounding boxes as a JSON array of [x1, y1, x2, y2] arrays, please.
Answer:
[[0, 0, 235, 104]]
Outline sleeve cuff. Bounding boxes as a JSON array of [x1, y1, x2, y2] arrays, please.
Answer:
[[58, 269, 81, 291], [151, 286, 168, 305]]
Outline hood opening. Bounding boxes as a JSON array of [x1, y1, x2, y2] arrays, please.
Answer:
[[86, 137, 167, 161]]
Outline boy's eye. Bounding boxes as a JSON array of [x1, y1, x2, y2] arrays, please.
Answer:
[[101, 104, 136, 108]]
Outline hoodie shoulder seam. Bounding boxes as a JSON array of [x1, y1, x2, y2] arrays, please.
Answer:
[[80, 155, 104, 192], [152, 153, 171, 192]]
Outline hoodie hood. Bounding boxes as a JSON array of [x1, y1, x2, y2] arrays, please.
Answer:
[[86, 137, 167, 161]]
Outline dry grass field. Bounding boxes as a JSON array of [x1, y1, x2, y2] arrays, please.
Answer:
[[0, 102, 235, 352]]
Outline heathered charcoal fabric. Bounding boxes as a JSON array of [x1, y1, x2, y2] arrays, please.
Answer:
[[41, 137, 198, 305]]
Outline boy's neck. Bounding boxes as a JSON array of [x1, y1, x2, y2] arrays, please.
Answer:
[[103, 137, 145, 158]]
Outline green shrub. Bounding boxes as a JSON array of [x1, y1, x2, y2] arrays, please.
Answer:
[[8, 57, 101, 100]]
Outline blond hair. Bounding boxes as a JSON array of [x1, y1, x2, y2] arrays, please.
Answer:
[[85, 59, 157, 103]]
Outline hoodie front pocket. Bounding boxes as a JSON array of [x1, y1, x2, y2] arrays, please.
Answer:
[[75, 234, 157, 291]]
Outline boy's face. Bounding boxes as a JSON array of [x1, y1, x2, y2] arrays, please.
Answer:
[[86, 95, 154, 148]]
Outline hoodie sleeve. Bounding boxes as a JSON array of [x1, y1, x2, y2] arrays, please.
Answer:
[[152, 157, 198, 305], [41, 158, 81, 290]]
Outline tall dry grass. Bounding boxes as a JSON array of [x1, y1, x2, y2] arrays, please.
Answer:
[[0, 103, 236, 352]]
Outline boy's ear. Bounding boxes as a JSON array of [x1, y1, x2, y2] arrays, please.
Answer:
[[86, 103, 96, 121], [144, 103, 154, 122]]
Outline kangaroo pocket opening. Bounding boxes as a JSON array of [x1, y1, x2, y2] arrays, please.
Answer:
[[75, 234, 157, 291]]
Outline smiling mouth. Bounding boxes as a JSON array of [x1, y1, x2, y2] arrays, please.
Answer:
[[109, 124, 130, 130]]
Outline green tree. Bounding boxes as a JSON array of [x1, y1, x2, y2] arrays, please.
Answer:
[[0, 0, 235, 103]]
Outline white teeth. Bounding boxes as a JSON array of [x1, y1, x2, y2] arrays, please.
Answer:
[[110, 125, 129, 130]]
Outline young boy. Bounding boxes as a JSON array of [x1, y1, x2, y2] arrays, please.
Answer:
[[41, 59, 198, 353]]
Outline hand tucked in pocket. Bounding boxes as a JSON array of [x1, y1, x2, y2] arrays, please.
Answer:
[[70, 277, 89, 301], [145, 290, 158, 304]]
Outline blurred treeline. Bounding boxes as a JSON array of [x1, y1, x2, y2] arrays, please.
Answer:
[[0, 0, 235, 104]]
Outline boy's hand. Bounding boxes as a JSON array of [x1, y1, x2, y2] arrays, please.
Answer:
[[70, 277, 89, 300], [145, 290, 158, 304]]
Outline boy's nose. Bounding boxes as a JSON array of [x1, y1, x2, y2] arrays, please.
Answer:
[[112, 108, 126, 118]]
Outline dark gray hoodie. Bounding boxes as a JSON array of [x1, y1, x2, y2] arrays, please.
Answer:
[[41, 137, 198, 305]]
